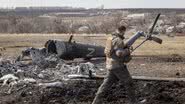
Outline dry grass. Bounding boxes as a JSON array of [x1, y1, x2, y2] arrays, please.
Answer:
[[0, 33, 184, 58], [132, 36, 185, 56]]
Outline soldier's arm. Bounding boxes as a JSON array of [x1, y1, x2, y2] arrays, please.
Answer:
[[104, 37, 113, 58]]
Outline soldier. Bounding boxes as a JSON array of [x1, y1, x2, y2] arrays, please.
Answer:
[[92, 26, 137, 104]]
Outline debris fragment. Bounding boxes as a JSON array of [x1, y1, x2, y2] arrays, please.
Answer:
[[20, 78, 37, 84], [0, 74, 18, 86], [38, 81, 63, 88], [140, 99, 147, 103], [0, 58, 12, 65], [67, 62, 102, 78]]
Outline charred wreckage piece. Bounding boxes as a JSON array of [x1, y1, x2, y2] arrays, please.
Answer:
[[17, 36, 105, 63]]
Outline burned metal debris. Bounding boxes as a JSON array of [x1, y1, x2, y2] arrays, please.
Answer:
[[17, 38, 105, 63]]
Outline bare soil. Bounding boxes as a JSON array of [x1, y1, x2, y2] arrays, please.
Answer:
[[0, 56, 185, 104], [1, 79, 185, 104]]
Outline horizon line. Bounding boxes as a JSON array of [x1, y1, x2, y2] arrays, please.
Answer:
[[1, 6, 185, 9]]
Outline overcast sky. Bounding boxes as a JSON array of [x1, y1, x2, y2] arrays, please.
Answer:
[[0, 0, 185, 8]]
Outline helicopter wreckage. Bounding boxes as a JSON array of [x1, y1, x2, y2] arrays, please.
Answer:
[[17, 35, 105, 62]]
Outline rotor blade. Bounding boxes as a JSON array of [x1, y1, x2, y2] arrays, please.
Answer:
[[151, 36, 162, 44], [149, 13, 161, 34]]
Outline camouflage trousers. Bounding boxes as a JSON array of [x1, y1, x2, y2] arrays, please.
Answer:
[[92, 65, 136, 104]]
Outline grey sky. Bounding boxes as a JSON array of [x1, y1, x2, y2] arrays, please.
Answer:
[[0, 0, 185, 8]]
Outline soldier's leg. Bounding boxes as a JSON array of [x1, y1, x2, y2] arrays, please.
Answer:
[[92, 70, 118, 104], [113, 65, 137, 103]]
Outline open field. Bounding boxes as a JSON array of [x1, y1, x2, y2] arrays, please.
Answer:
[[0, 33, 185, 57]]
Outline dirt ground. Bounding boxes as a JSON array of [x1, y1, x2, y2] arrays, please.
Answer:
[[0, 34, 185, 104], [44, 80, 185, 104], [0, 56, 184, 104], [1, 77, 185, 104]]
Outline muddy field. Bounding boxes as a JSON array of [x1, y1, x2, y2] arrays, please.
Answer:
[[0, 34, 185, 104], [1, 79, 185, 104]]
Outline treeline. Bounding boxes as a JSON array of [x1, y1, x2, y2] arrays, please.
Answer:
[[0, 13, 185, 35], [0, 15, 121, 34]]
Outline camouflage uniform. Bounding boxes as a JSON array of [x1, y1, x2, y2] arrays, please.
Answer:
[[92, 32, 136, 104]]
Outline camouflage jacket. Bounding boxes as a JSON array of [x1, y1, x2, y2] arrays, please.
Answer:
[[104, 32, 131, 70]]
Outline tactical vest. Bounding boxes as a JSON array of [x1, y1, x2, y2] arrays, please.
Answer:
[[104, 34, 131, 70]]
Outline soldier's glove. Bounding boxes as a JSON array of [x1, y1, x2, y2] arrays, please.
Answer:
[[114, 48, 132, 63], [115, 48, 130, 57]]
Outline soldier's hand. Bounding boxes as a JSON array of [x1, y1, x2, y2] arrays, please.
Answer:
[[115, 48, 130, 58]]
